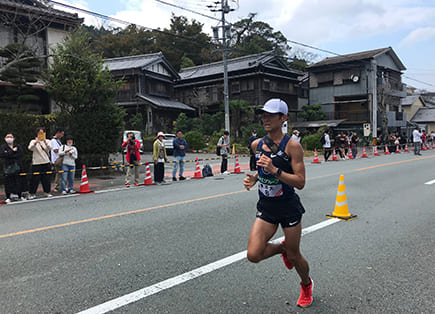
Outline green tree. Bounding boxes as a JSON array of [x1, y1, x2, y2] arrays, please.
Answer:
[[153, 15, 212, 70], [299, 104, 326, 121], [0, 43, 42, 110], [229, 13, 290, 58], [180, 53, 195, 68], [228, 100, 253, 140], [46, 27, 125, 164]]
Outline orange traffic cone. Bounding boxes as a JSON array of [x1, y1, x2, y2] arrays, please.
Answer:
[[232, 154, 243, 174], [326, 175, 357, 221], [361, 146, 368, 158], [421, 144, 426, 151], [404, 143, 409, 152], [192, 157, 204, 179], [426, 143, 431, 150], [78, 165, 94, 194], [143, 162, 155, 185], [395, 144, 400, 153], [332, 149, 338, 161], [432, 143, 435, 149], [385, 144, 390, 155], [374, 146, 379, 156], [312, 149, 321, 164], [347, 149, 354, 159]]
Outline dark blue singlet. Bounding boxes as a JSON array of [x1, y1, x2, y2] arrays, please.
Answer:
[[255, 134, 305, 226]]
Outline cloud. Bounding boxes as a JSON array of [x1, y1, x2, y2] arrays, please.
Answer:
[[400, 27, 435, 46]]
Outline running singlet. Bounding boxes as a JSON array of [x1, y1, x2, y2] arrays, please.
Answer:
[[256, 134, 295, 201]]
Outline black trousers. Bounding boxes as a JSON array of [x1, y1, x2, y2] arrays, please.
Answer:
[[249, 154, 257, 171], [30, 163, 51, 194], [4, 173, 27, 198], [221, 154, 228, 173], [154, 162, 165, 183], [324, 148, 332, 161]]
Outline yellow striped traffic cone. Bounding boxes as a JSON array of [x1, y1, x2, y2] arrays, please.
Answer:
[[326, 175, 357, 221]]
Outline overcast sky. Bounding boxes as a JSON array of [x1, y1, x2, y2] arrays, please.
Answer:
[[54, 0, 435, 92]]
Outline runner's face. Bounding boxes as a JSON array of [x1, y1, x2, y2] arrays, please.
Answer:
[[261, 112, 282, 131]]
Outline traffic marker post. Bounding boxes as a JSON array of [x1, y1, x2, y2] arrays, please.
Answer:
[[326, 174, 357, 221]]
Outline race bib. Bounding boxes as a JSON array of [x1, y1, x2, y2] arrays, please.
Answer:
[[258, 181, 283, 197]]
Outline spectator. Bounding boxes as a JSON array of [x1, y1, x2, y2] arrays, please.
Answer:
[[430, 130, 435, 146], [153, 132, 167, 183], [59, 135, 78, 194], [0, 133, 27, 203], [217, 130, 230, 174], [291, 130, 300, 142], [322, 129, 332, 162], [413, 127, 422, 156], [350, 132, 359, 158], [50, 128, 64, 192], [400, 133, 407, 150], [248, 129, 258, 171], [172, 129, 188, 181], [336, 132, 346, 159], [122, 131, 141, 187], [28, 127, 52, 199], [421, 130, 427, 148]]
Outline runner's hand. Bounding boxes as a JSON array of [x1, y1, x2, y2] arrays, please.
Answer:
[[257, 154, 274, 173], [244, 173, 257, 191]]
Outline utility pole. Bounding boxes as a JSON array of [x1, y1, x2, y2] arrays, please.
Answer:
[[210, 0, 233, 134]]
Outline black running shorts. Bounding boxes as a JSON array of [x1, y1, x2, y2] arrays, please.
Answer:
[[256, 194, 305, 228]]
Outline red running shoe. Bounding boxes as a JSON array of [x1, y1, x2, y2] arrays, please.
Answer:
[[281, 240, 293, 269], [297, 278, 313, 308]]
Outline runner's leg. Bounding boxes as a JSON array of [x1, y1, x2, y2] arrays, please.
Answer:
[[247, 218, 282, 263]]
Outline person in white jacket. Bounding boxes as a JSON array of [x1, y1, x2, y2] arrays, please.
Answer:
[[59, 135, 78, 194]]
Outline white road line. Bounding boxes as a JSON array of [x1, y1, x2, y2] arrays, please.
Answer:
[[76, 218, 341, 314], [424, 179, 435, 185]]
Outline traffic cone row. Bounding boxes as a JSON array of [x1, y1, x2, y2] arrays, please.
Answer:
[[192, 157, 204, 179], [332, 149, 338, 161], [78, 165, 94, 194], [143, 162, 155, 185], [232, 154, 243, 174], [373, 146, 379, 156], [385, 144, 390, 155], [312, 149, 321, 164]]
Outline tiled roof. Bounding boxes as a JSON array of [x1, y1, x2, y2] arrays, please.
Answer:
[[179, 51, 301, 80], [401, 95, 420, 106], [0, 0, 82, 23], [309, 47, 406, 70], [103, 53, 163, 71], [137, 94, 194, 111], [411, 108, 435, 122]]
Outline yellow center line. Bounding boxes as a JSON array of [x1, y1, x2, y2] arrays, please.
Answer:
[[3, 154, 434, 239], [0, 190, 247, 239], [357, 155, 435, 171]]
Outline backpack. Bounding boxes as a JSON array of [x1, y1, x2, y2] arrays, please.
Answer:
[[320, 134, 326, 145], [202, 164, 213, 177]]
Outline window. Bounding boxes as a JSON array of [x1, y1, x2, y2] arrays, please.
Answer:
[[263, 79, 270, 90], [231, 81, 240, 94]]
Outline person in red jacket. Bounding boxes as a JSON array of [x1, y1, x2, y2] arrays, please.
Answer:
[[122, 132, 141, 187]]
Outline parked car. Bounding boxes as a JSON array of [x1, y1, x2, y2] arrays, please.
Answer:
[[123, 130, 144, 154], [163, 133, 176, 154]]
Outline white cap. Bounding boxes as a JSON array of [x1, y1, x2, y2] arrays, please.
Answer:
[[157, 131, 165, 138], [255, 98, 288, 115]]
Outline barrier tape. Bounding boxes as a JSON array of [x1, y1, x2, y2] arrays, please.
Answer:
[[3, 155, 251, 177]]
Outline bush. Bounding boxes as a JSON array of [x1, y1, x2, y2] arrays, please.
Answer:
[[301, 133, 323, 151], [184, 130, 206, 150]]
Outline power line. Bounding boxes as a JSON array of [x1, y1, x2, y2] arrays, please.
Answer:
[[47, 0, 213, 48], [154, 0, 220, 22]]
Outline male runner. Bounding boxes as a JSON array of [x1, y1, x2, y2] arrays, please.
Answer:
[[243, 98, 313, 308]]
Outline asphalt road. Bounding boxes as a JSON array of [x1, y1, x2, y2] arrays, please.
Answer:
[[1, 151, 434, 313]]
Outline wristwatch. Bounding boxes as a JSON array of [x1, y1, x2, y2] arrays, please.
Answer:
[[274, 168, 282, 177]]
